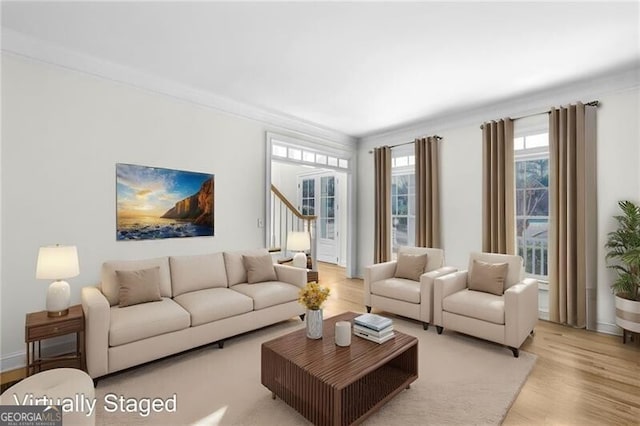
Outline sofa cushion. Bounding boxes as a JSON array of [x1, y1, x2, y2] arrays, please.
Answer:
[[102, 257, 172, 306], [442, 289, 505, 325], [173, 288, 253, 327], [116, 267, 162, 307], [170, 253, 228, 297], [231, 282, 299, 310], [469, 260, 508, 296], [394, 253, 428, 281], [243, 254, 277, 284], [223, 249, 270, 286], [371, 278, 421, 304], [109, 298, 190, 347]]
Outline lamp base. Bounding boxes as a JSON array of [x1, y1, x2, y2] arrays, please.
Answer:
[[46, 280, 70, 317], [47, 309, 69, 318], [292, 252, 307, 269]]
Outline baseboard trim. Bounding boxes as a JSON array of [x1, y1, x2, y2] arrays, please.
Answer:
[[594, 321, 622, 336], [0, 341, 76, 373]]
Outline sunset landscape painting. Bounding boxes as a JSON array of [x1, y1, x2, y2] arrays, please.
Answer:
[[116, 163, 214, 240]]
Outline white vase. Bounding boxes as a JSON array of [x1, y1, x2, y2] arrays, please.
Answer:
[[306, 309, 323, 339]]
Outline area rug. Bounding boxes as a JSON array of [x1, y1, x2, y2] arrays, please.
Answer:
[[95, 316, 536, 425]]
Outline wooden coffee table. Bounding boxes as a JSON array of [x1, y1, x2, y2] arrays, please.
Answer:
[[261, 312, 418, 425]]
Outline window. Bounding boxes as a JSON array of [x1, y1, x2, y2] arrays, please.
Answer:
[[271, 141, 349, 171], [300, 178, 315, 216], [515, 133, 549, 280], [320, 176, 336, 240], [391, 150, 415, 257]]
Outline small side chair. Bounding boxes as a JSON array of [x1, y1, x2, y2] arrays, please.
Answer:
[[433, 252, 538, 357], [364, 246, 457, 330]]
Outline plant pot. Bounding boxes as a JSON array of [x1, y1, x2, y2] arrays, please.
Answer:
[[614, 293, 640, 334], [306, 309, 323, 339]]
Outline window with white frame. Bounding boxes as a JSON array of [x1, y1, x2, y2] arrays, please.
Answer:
[[271, 141, 349, 170], [515, 132, 549, 281], [391, 150, 415, 257]]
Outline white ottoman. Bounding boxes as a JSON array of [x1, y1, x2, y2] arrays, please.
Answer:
[[0, 368, 95, 426]]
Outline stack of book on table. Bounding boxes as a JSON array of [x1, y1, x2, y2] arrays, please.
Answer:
[[353, 313, 394, 344]]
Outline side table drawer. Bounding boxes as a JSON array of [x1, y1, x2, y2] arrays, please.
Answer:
[[27, 318, 84, 341]]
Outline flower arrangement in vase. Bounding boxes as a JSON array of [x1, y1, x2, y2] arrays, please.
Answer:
[[298, 282, 330, 339]]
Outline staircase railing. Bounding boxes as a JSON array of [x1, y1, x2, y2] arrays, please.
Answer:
[[270, 184, 318, 272]]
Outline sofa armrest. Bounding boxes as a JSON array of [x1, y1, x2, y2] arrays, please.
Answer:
[[419, 266, 458, 323], [363, 261, 397, 306], [274, 264, 307, 289], [433, 271, 469, 326], [504, 278, 539, 348], [81, 286, 110, 378]]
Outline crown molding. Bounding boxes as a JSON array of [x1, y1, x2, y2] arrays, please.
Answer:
[[360, 62, 640, 145], [1, 29, 357, 148]]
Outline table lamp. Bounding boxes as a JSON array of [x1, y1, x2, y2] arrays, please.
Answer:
[[36, 245, 79, 317], [287, 232, 310, 269]]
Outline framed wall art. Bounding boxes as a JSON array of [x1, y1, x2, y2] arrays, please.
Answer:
[[116, 163, 214, 240]]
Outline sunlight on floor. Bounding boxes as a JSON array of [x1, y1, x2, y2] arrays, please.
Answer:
[[192, 406, 227, 425]]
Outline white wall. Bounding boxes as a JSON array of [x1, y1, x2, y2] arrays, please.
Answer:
[[357, 87, 640, 335], [595, 89, 640, 333], [0, 54, 335, 369]]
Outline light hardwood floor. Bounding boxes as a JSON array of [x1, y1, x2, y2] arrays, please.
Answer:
[[318, 262, 640, 426]]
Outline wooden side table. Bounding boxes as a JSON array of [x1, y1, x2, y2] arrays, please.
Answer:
[[25, 304, 86, 376]]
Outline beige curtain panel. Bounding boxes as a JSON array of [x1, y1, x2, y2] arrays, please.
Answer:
[[482, 119, 515, 254], [374, 146, 392, 263], [548, 102, 597, 328], [415, 137, 441, 248]]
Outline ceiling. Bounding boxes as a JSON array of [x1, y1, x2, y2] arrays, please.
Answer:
[[2, 2, 639, 138]]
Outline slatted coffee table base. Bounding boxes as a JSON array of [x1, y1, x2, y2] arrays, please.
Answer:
[[261, 313, 418, 426]]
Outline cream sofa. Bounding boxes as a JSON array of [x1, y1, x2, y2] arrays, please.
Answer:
[[81, 249, 306, 379], [364, 247, 457, 330]]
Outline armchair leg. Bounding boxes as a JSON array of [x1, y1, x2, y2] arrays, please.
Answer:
[[530, 329, 535, 337], [299, 313, 305, 321], [366, 306, 371, 313], [509, 346, 519, 358], [436, 326, 443, 334], [422, 322, 429, 331]]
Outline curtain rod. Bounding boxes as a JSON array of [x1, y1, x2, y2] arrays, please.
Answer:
[[368, 135, 442, 154], [480, 100, 600, 129]]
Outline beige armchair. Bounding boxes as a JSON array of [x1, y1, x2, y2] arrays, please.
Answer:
[[364, 247, 457, 330], [433, 252, 538, 357]]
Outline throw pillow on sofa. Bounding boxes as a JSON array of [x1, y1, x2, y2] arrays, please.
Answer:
[[243, 254, 277, 284], [116, 266, 162, 307], [394, 253, 428, 282], [468, 260, 508, 296]]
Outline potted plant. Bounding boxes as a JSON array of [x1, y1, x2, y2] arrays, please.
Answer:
[[605, 200, 640, 342], [298, 282, 331, 339]]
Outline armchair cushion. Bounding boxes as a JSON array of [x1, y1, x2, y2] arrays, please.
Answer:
[[468, 260, 508, 296], [442, 289, 505, 325], [371, 278, 420, 303], [394, 253, 428, 281]]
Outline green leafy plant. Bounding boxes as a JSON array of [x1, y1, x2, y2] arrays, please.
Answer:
[[605, 200, 640, 301], [298, 282, 330, 310]]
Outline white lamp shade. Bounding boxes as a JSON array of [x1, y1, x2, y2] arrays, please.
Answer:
[[287, 232, 310, 252], [36, 245, 80, 280]]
